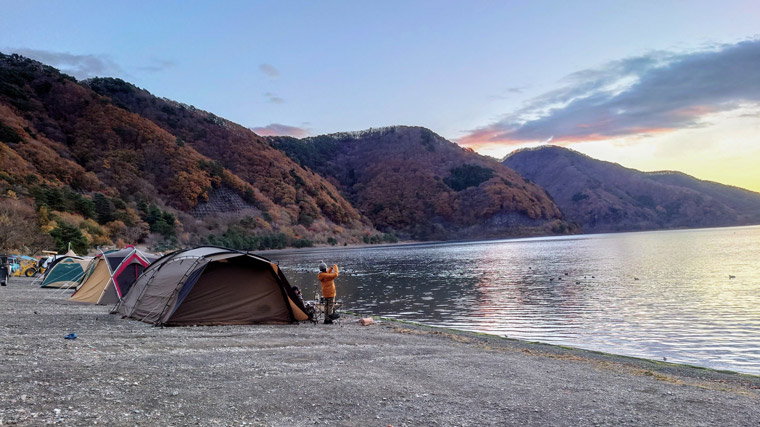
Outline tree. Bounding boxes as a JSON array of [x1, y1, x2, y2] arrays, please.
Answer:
[[93, 193, 115, 224], [145, 203, 176, 238], [73, 196, 96, 219], [49, 222, 88, 254]]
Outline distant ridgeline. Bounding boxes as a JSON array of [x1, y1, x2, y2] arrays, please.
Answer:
[[504, 146, 760, 232], [270, 126, 574, 240]]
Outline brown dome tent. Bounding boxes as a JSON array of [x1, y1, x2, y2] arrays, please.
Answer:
[[70, 246, 158, 304], [113, 246, 311, 326]]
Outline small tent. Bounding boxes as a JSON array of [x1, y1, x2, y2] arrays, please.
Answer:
[[40, 253, 91, 289], [114, 246, 310, 326], [70, 246, 157, 304]]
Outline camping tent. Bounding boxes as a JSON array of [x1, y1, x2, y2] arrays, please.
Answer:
[[114, 246, 311, 326], [39, 253, 91, 288], [70, 246, 157, 304]]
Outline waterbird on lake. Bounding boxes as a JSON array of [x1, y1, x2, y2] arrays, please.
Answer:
[[634, 277, 639, 280], [575, 281, 580, 284], [729, 275, 736, 279]]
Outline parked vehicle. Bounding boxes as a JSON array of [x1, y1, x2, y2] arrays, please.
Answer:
[[0, 255, 9, 286], [28, 250, 60, 277], [10, 255, 40, 277]]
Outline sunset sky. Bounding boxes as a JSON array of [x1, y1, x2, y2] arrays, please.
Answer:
[[2, 1, 759, 191]]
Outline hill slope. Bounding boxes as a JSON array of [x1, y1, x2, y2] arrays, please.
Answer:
[[82, 77, 361, 226], [0, 53, 371, 253], [504, 146, 760, 232], [271, 127, 572, 240]]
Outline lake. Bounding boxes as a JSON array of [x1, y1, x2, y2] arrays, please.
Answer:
[[268, 226, 760, 375]]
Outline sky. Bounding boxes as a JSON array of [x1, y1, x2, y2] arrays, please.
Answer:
[[1, 1, 759, 191]]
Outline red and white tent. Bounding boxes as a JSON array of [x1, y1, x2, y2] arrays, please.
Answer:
[[70, 246, 157, 304]]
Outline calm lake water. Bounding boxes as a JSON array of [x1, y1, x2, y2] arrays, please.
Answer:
[[269, 226, 760, 375]]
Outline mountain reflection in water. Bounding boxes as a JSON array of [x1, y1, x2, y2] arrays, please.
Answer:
[[268, 225, 760, 375]]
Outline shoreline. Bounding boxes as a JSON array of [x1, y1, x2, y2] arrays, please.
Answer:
[[2, 277, 759, 425], [358, 313, 760, 380], [261, 223, 760, 254]]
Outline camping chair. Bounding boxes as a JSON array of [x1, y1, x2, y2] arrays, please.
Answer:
[[307, 282, 342, 324]]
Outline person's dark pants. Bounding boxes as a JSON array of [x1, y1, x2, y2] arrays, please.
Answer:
[[324, 297, 335, 323]]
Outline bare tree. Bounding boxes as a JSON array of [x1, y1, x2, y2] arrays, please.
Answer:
[[0, 198, 53, 254]]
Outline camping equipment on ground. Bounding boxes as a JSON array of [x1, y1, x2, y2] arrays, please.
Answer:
[[70, 246, 157, 304], [114, 246, 311, 326], [39, 251, 91, 289]]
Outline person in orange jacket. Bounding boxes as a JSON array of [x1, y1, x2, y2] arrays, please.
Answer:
[[318, 261, 339, 324]]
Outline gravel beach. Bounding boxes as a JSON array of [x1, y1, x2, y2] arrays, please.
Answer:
[[1, 276, 759, 426]]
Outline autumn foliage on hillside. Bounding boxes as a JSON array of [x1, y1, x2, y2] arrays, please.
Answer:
[[0, 53, 373, 253], [84, 77, 361, 226], [272, 127, 572, 240]]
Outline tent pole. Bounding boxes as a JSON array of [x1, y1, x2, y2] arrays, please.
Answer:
[[98, 247, 138, 303]]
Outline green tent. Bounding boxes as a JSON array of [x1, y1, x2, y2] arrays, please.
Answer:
[[40, 255, 91, 289]]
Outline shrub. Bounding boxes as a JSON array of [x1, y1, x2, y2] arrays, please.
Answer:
[[290, 238, 313, 248], [0, 121, 22, 143], [204, 230, 289, 251], [572, 192, 589, 202], [298, 213, 314, 227], [444, 165, 494, 191]]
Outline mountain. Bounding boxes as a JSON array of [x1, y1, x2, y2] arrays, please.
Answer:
[[82, 77, 361, 225], [0, 52, 373, 253], [503, 145, 760, 232], [271, 127, 573, 240]]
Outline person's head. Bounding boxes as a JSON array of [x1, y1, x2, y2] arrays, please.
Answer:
[[293, 286, 301, 295], [319, 262, 328, 272]]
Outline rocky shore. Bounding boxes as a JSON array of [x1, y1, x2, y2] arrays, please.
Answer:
[[1, 277, 758, 426]]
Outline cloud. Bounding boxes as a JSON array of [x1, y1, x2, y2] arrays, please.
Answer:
[[488, 86, 528, 101], [250, 123, 310, 138], [460, 39, 760, 147], [259, 63, 280, 78], [7, 48, 123, 79], [137, 57, 177, 73], [264, 92, 285, 104]]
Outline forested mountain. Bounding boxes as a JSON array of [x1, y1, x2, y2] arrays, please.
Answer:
[[271, 127, 573, 240], [504, 145, 760, 232], [12, 50, 752, 254], [0, 52, 373, 253]]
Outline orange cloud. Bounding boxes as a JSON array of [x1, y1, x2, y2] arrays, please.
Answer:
[[460, 39, 760, 151], [250, 123, 310, 138], [458, 126, 679, 151]]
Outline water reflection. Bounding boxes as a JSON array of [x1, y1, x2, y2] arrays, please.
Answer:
[[267, 226, 760, 375]]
